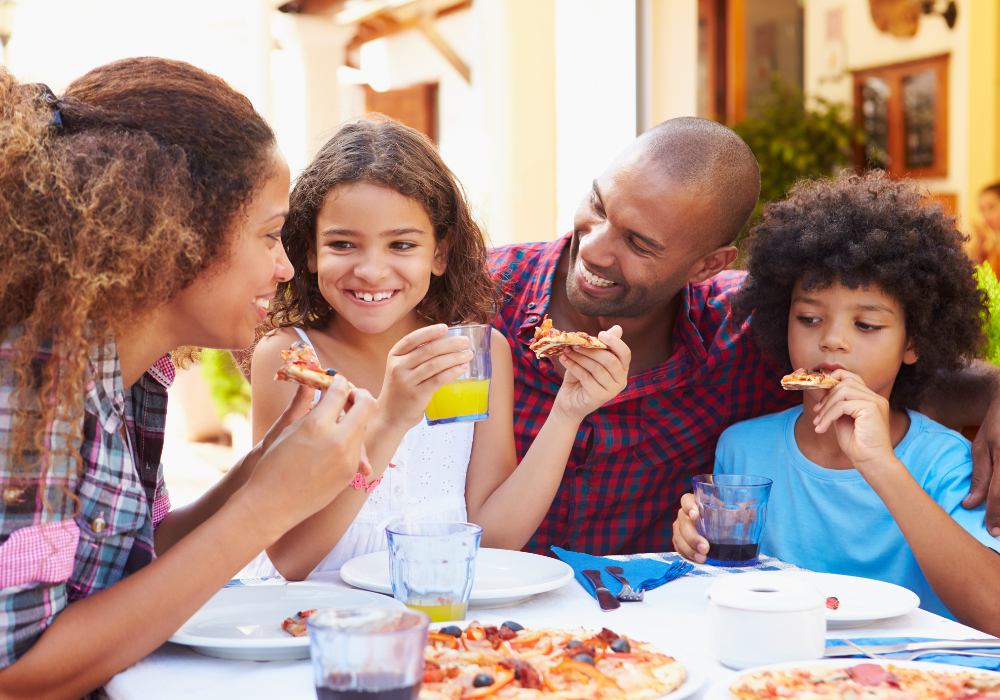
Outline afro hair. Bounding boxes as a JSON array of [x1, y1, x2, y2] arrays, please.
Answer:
[[733, 170, 986, 410]]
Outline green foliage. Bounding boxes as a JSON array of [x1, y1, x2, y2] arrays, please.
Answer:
[[976, 263, 1000, 367], [200, 349, 251, 419], [731, 78, 864, 258]]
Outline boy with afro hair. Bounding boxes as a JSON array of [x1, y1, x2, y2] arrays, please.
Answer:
[[672, 171, 1000, 634]]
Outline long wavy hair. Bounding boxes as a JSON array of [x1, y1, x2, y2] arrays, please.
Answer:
[[269, 116, 500, 330], [0, 59, 276, 510]]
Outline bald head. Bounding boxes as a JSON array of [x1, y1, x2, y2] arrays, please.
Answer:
[[639, 117, 760, 247]]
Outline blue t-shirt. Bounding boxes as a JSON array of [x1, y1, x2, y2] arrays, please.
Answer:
[[714, 406, 1000, 619]]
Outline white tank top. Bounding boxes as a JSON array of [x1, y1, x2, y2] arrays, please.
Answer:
[[242, 328, 474, 577]]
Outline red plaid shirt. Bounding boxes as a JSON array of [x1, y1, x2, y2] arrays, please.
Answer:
[[490, 234, 795, 555]]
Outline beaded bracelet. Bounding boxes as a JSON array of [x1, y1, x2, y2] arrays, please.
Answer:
[[350, 462, 395, 493]]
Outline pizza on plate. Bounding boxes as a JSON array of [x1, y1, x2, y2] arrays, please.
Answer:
[[529, 316, 609, 360], [274, 341, 355, 391], [421, 621, 685, 700], [729, 663, 1000, 700], [280, 609, 317, 637], [780, 368, 839, 391]]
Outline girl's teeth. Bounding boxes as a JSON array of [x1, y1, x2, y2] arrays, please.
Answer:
[[354, 291, 394, 302]]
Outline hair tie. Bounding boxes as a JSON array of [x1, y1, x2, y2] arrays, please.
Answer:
[[32, 83, 64, 132]]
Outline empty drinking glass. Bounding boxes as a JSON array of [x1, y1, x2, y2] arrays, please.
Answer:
[[693, 474, 773, 567]]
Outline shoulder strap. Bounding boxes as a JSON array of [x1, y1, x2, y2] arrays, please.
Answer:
[[293, 327, 313, 347]]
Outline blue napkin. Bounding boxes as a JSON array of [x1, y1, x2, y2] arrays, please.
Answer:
[[826, 637, 1000, 671], [551, 547, 693, 600]]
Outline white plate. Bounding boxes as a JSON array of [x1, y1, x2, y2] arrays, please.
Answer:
[[767, 571, 920, 628], [705, 658, 1000, 700], [340, 548, 575, 608], [168, 584, 403, 660]]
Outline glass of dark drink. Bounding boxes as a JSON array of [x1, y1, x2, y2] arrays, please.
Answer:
[[692, 474, 773, 567], [307, 608, 430, 700]]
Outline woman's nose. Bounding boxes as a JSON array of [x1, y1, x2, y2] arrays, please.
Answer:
[[273, 241, 294, 283]]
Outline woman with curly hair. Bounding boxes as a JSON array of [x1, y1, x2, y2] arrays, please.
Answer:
[[0, 60, 375, 698], [243, 118, 630, 581], [673, 171, 1000, 634]]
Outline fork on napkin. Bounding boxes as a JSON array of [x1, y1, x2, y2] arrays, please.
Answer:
[[825, 638, 1000, 671], [551, 547, 692, 601]]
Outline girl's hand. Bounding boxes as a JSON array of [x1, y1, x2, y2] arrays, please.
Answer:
[[553, 326, 630, 421], [812, 370, 895, 470], [243, 376, 377, 531], [672, 492, 710, 563], [379, 324, 473, 430]]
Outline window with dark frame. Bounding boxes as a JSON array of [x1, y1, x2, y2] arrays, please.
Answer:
[[853, 54, 948, 178]]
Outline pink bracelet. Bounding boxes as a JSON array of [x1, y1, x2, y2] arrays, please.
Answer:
[[350, 462, 395, 493]]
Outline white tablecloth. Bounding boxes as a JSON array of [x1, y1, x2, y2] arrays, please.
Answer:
[[106, 564, 985, 700]]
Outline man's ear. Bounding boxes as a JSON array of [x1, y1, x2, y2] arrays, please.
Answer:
[[903, 337, 919, 365], [431, 232, 449, 277], [687, 245, 738, 284]]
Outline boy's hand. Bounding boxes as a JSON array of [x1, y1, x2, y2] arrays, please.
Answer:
[[812, 370, 895, 469], [672, 492, 710, 563], [379, 324, 473, 430], [552, 326, 630, 421]]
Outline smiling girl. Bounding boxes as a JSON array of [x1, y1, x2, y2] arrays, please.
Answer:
[[672, 172, 1000, 635], [247, 117, 631, 580]]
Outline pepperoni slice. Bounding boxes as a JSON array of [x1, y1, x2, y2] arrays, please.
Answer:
[[847, 664, 899, 686]]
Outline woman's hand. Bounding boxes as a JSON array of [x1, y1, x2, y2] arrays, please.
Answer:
[[811, 370, 895, 471], [671, 492, 709, 563], [378, 324, 473, 431], [241, 376, 377, 534], [553, 326, 630, 421]]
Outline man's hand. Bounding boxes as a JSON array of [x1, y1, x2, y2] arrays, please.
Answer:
[[671, 493, 709, 564], [553, 327, 630, 420], [967, 400, 1000, 536]]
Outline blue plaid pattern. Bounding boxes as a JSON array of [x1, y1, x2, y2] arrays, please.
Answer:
[[0, 334, 170, 669]]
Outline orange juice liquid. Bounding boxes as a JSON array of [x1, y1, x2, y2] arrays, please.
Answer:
[[405, 602, 468, 622], [425, 379, 489, 422]]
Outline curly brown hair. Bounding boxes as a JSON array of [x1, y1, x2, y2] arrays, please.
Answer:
[[732, 171, 985, 410], [0, 59, 276, 506], [269, 116, 500, 330]]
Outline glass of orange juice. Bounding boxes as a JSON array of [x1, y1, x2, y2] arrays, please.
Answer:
[[425, 324, 491, 426]]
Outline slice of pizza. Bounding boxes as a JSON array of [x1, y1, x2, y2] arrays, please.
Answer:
[[281, 608, 317, 637], [780, 368, 839, 391], [274, 341, 355, 391], [529, 315, 609, 359]]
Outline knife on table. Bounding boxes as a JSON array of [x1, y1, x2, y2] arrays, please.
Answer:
[[582, 569, 621, 611], [824, 640, 1000, 657]]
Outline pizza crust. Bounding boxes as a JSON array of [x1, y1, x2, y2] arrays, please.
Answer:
[[529, 316, 609, 360], [780, 368, 839, 391]]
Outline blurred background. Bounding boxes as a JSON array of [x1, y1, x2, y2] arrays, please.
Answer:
[[2, 0, 997, 496]]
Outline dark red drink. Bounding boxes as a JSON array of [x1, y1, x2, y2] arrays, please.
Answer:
[[316, 675, 419, 700], [706, 541, 759, 566]]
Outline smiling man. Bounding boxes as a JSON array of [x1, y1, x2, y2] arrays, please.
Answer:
[[490, 116, 1000, 555]]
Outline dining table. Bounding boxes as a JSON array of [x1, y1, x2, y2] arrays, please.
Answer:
[[105, 554, 991, 700]]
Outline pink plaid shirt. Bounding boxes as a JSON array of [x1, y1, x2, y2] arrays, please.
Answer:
[[0, 333, 173, 670]]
